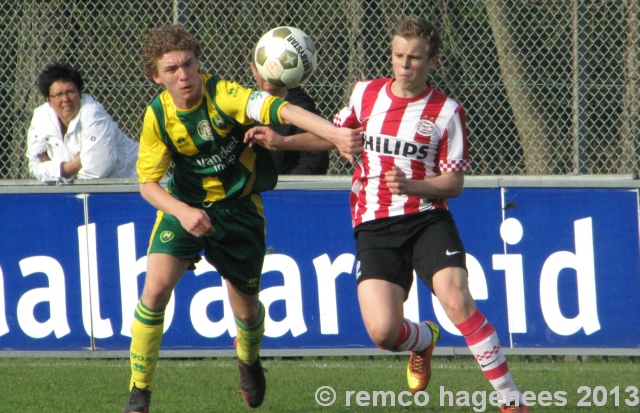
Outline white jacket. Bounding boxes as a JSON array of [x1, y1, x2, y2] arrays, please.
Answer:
[[26, 95, 139, 182]]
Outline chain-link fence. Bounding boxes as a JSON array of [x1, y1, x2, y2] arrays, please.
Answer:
[[1, 1, 638, 179]]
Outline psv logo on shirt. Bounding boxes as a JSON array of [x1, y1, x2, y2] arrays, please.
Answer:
[[416, 119, 435, 136]]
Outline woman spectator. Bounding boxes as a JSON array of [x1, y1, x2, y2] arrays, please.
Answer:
[[26, 62, 138, 183]]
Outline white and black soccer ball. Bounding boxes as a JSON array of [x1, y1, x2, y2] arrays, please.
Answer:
[[254, 26, 317, 89]]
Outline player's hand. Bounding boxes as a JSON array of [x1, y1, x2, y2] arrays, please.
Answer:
[[331, 127, 363, 164], [384, 166, 409, 195], [244, 126, 284, 150], [176, 205, 215, 237]]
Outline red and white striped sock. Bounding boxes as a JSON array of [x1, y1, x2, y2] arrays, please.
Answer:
[[391, 319, 433, 352], [456, 310, 520, 405]]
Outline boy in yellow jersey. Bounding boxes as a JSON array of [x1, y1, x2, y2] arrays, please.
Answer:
[[123, 24, 362, 413]]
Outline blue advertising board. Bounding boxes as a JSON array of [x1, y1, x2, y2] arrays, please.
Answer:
[[0, 186, 638, 352], [0, 193, 88, 350], [498, 188, 640, 348]]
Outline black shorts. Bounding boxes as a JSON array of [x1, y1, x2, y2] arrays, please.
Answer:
[[354, 209, 467, 297]]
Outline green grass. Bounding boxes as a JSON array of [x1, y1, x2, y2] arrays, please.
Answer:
[[0, 356, 638, 412]]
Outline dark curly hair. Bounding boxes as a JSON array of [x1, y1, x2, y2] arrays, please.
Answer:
[[36, 62, 84, 99], [393, 16, 442, 58], [142, 24, 201, 79]]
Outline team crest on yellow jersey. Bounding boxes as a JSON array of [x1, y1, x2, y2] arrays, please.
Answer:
[[197, 120, 215, 141], [211, 113, 227, 129]]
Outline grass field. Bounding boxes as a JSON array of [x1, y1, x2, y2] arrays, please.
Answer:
[[0, 356, 638, 412]]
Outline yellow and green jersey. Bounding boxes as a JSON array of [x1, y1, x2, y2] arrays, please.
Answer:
[[137, 74, 288, 204]]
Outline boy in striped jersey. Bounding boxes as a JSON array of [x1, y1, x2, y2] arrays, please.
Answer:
[[122, 24, 362, 413], [245, 16, 529, 413]]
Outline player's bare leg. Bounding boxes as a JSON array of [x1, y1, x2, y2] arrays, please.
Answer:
[[357, 279, 406, 349], [357, 279, 439, 393], [431, 267, 477, 324]]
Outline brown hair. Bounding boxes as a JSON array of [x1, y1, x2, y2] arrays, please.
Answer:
[[392, 16, 441, 58], [141, 24, 202, 78]]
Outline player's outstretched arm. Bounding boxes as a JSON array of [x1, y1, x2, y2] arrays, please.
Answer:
[[244, 127, 334, 151], [139, 181, 214, 237], [278, 104, 363, 163]]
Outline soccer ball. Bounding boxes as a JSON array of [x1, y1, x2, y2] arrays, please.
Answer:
[[254, 26, 317, 89]]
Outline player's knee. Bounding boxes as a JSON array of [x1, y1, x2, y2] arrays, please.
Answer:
[[439, 294, 476, 325], [140, 286, 173, 311], [367, 329, 398, 350], [234, 310, 261, 325]]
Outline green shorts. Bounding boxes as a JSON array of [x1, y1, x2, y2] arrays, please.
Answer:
[[148, 194, 267, 295]]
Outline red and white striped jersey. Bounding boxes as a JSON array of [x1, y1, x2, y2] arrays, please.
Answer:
[[334, 78, 471, 227]]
